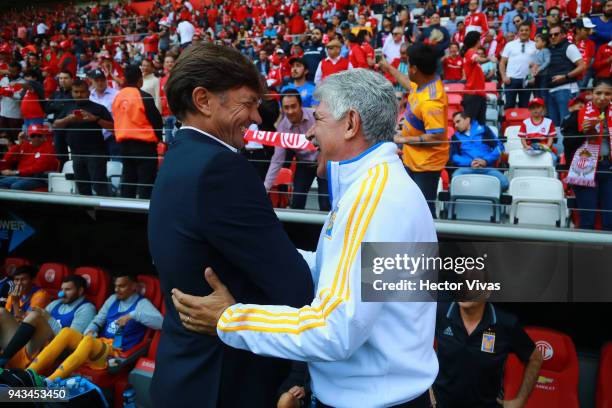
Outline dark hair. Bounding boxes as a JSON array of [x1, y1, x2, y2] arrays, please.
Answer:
[[519, 21, 531, 30], [356, 29, 368, 43], [347, 33, 358, 43], [453, 111, 470, 120], [114, 272, 138, 282], [58, 70, 73, 78], [280, 88, 302, 106], [71, 78, 88, 89], [593, 78, 612, 89], [165, 43, 263, 121], [462, 31, 481, 56], [535, 33, 549, 45], [24, 69, 42, 82], [124, 64, 143, 87], [14, 265, 37, 279], [407, 43, 438, 75], [550, 25, 567, 34], [63, 274, 88, 291], [8, 62, 21, 71]]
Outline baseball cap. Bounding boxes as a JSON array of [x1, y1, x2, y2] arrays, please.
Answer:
[[528, 98, 545, 108], [339, 21, 350, 30], [27, 124, 51, 137], [88, 69, 106, 80], [289, 56, 307, 66], [575, 17, 596, 29], [568, 94, 586, 108]]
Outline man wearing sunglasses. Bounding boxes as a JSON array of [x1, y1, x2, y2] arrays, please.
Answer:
[[536, 6, 561, 37], [0, 124, 58, 191], [500, 22, 536, 109], [547, 25, 586, 151]]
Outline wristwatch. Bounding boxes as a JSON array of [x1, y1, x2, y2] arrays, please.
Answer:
[[419, 136, 425, 143]]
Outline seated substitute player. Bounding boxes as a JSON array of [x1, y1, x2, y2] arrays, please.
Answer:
[[434, 300, 543, 408], [0, 275, 96, 368], [28, 272, 162, 380], [2, 265, 51, 320]]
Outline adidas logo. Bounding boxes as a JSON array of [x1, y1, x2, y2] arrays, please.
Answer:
[[443, 326, 453, 336]]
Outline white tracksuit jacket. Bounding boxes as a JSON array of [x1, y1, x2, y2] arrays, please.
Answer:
[[217, 142, 439, 407]]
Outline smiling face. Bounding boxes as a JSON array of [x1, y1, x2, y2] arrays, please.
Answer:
[[206, 86, 262, 149], [307, 101, 347, 178]]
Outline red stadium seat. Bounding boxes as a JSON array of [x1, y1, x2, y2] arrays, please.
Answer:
[[504, 327, 579, 408], [36, 263, 71, 298], [269, 168, 294, 208], [74, 266, 110, 310], [596, 342, 612, 408], [137, 274, 162, 311], [2, 257, 31, 277], [484, 82, 499, 97], [502, 108, 530, 134], [75, 276, 163, 406], [444, 83, 465, 94], [448, 92, 462, 107]]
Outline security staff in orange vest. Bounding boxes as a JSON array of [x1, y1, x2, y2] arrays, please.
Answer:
[[112, 64, 163, 199]]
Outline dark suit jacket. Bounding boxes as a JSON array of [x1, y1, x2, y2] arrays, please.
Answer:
[[148, 127, 314, 408], [255, 59, 270, 76]]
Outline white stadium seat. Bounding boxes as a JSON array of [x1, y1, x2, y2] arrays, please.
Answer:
[[509, 177, 567, 227], [449, 174, 501, 222], [508, 149, 555, 179], [48, 173, 76, 194], [505, 137, 524, 153], [106, 161, 123, 196], [504, 125, 521, 141]]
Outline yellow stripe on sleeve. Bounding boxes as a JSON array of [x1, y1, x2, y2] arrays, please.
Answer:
[[218, 163, 389, 333]]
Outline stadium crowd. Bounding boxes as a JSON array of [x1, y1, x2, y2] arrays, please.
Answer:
[[0, 0, 611, 229]]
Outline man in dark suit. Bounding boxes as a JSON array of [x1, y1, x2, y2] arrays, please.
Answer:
[[148, 43, 314, 407], [254, 49, 271, 76]]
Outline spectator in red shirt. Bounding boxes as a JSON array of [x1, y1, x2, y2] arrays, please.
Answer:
[[465, 0, 489, 35], [143, 29, 159, 59], [19, 70, 46, 133], [574, 18, 597, 88], [288, 13, 306, 35], [161, 53, 177, 144], [0, 124, 58, 190], [58, 41, 76, 78], [461, 31, 489, 125], [452, 21, 466, 45], [357, 30, 375, 67], [593, 40, 612, 80], [442, 43, 465, 83], [347, 33, 368, 69]]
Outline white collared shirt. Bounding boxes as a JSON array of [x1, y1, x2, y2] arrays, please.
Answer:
[[90, 87, 118, 140], [180, 126, 238, 153]]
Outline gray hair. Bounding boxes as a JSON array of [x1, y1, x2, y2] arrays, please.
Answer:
[[314, 68, 399, 144]]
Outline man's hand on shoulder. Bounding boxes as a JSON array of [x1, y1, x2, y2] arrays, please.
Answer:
[[172, 267, 236, 336]]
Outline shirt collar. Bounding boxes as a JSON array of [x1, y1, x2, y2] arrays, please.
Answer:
[[180, 126, 239, 153], [325, 142, 398, 209], [120, 293, 140, 305]]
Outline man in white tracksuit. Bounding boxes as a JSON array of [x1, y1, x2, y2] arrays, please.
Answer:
[[172, 69, 439, 408]]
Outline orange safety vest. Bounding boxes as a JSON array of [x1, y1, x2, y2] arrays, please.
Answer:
[[112, 87, 158, 143]]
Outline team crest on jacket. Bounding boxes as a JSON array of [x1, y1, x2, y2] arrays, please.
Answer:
[[324, 207, 338, 239]]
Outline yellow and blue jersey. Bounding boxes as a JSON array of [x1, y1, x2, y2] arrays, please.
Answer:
[[401, 78, 449, 172]]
